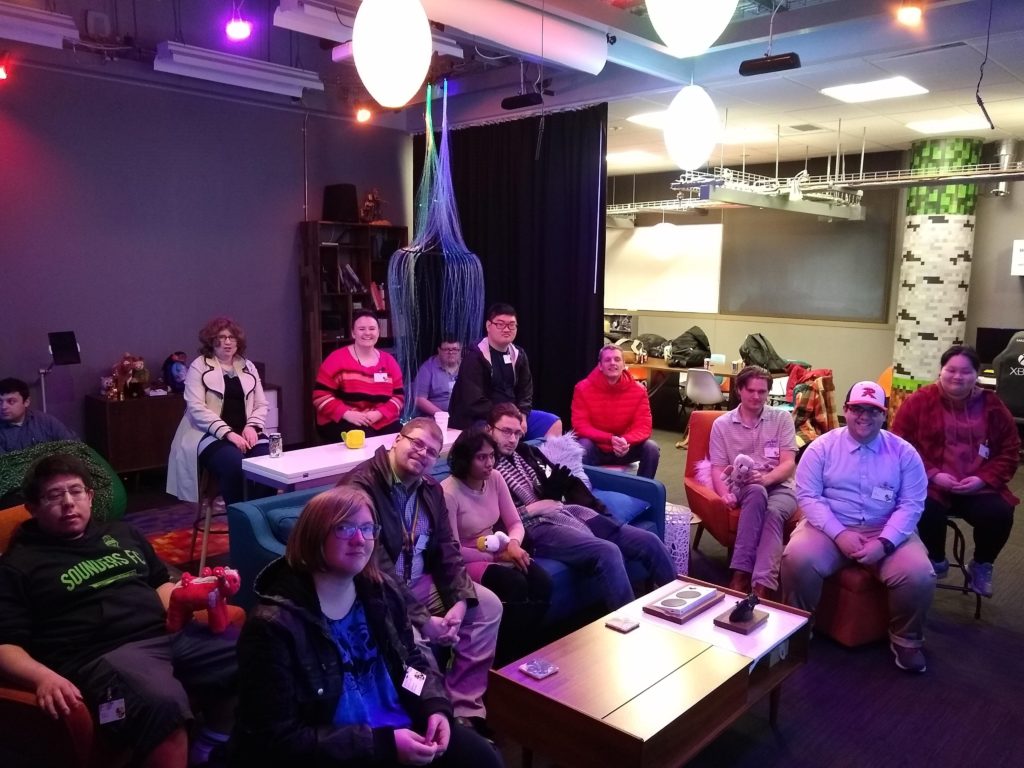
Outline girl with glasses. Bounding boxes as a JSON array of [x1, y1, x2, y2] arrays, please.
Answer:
[[232, 486, 502, 767]]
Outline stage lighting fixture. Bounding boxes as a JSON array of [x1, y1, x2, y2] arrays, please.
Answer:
[[739, 51, 802, 76]]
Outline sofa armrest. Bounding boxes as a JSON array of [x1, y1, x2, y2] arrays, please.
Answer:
[[584, 466, 667, 540], [0, 681, 99, 767]]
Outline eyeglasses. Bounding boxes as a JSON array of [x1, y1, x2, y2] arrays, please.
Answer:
[[400, 434, 440, 460], [215, 334, 237, 342], [41, 484, 89, 504], [333, 522, 381, 540], [493, 426, 524, 440], [488, 320, 518, 331], [847, 405, 883, 417]]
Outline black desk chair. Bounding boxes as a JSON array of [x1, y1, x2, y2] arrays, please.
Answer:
[[993, 330, 1024, 455]]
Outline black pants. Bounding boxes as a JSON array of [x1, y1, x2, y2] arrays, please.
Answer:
[[918, 494, 1015, 564], [481, 561, 553, 666], [199, 439, 271, 505]]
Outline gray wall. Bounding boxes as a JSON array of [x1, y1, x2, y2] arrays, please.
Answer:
[[967, 181, 1024, 341], [0, 64, 411, 445]]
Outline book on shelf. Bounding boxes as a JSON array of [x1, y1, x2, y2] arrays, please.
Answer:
[[370, 282, 386, 311], [339, 263, 366, 293]]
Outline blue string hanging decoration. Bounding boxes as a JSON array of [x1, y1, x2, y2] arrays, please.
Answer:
[[388, 81, 484, 419]]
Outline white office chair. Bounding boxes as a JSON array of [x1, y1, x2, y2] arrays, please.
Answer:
[[685, 368, 726, 407]]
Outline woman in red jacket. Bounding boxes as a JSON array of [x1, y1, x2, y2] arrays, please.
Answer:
[[892, 345, 1020, 597]]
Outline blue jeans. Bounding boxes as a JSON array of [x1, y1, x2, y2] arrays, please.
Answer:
[[577, 437, 661, 479]]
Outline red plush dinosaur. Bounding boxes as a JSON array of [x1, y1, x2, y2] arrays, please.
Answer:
[[166, 566, 241, 634]]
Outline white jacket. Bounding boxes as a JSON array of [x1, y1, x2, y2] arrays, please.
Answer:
[[166, 355, 268, 502]]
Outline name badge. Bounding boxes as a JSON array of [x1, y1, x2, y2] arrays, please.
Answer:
[[402, 666, 426, 696], [871, 485, 895, 503], [764, 441, 780, 459], [979, 444, 990, 460], [503, 354, 512, 365], [373, 372, 389, 383], [98, 698, 126, 725]]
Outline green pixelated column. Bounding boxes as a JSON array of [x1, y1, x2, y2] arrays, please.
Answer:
[[906, 137, 983, 215], [891, 138, 983, 420]]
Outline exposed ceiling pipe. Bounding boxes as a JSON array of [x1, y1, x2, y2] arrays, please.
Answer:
[[419, 0, 608, 75]]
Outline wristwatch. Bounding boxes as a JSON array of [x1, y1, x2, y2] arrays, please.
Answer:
[[879, 537, 896, 556]]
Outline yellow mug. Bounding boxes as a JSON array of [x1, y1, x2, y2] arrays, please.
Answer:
[[341, 430, 366, 449]]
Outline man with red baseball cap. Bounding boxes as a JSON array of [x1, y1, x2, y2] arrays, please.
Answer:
[[782, 381, 935, 673]]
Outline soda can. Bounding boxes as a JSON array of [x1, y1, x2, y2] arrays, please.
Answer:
[[268, 432, 283, 458]]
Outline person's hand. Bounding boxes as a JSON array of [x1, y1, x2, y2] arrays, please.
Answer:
[[749, 469, 766, 486], [226, 431, 250, 452], [721, 491, 737, 507], [439, 601, 467, 643], [342, 410, 372, 427], [610, 436, 629, 456], [36, 672, 83, 719], [241, 426, 259, 449], [424, 713, 451, 751], [851, 538, 886, 565], [499, 539, 531, 572], [420, 616, 449, 644], [364, 409, 383, 425], [526, 499, 561, 516], [952, 476, 986, 494], [931, 472, 959, 491], [835, 530, 867, 558], [394, 728, 438, 765]]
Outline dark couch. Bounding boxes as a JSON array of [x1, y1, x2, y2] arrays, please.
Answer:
[[228, 464, 667, 629]]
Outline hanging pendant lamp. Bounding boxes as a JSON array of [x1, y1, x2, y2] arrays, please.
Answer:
[[353, 0, 432, 108], [645, 0, 739, 59], [663, 84, 721, 171]]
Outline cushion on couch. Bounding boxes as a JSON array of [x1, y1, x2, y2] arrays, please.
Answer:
[[592, 489, 650, 525]]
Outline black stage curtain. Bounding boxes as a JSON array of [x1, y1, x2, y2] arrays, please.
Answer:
[[413, 104, 608, 426]]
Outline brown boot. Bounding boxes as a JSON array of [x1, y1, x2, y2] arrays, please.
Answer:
[[728, 570, 752, 593]]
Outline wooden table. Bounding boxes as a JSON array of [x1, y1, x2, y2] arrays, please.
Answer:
[[241, 428, 460, 493], [488, 577, 810, 768]]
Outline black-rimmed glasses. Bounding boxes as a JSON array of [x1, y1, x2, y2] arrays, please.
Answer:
[[400, 434, 441, 460]]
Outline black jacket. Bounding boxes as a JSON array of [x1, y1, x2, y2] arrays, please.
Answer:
[[339, 447, 477, 628], [449, 342, 533, 429], [230, 558, 451, 767]]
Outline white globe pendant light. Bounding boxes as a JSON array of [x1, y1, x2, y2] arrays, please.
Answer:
[[646, 0, 740, 59], [353, 0, 433, 108], [663, 85, 721, 171]]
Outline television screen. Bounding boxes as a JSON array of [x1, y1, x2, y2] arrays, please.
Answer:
[[974, 327, 1019, 365]]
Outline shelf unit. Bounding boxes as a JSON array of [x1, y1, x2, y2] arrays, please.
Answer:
[[300, 220, 407, 442]]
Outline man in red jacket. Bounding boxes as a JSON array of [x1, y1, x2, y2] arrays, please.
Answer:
[[571, 345, 660, 478]]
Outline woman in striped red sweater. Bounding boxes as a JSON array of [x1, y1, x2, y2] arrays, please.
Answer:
[[313, 310, 404, 443]]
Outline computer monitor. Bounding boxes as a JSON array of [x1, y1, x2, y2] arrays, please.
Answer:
[[974, 327, 1019, 365]]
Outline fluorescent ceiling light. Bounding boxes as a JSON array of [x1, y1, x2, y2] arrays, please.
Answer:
[[607, 150, 661, 164], [821, 75, 927, 103], [626, 111, 669, 130], [0, 0, 80, 49], [274, 0, 354, 44], [906, 115, 992, 134], [154, 41, 324, 98], [627, 111, 775, 144]]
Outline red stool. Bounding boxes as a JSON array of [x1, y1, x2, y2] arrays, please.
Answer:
[[814, 565, 889, 647]]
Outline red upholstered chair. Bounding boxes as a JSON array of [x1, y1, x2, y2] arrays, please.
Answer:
[[814, 565, 889, 647], [0, 505, 244, 768], [684, 410, 737, 554]]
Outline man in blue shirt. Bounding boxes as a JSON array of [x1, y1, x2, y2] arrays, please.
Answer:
[[0, 378, 75, 454], [782, 381, 934, 673]]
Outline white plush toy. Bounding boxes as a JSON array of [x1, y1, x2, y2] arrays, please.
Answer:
[[721, 453, 756, 497], [476, 530, 510, 553]]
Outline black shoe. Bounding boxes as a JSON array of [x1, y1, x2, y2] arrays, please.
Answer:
[[454, 715, 495, 741]]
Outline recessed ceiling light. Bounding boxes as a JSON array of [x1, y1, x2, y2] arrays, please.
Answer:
[[906, 115, 991, 134], [821, 75, 928, 103]]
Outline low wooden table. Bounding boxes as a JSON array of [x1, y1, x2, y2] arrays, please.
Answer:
[[488, 577, 810, 768], [241, 429, 460, 493]]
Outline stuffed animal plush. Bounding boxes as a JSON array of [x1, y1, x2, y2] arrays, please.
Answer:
[[125, 356, 150, 399], [162, 351, 188, 394], [166, 566, 242, 634], [537, 431, 592, 489], [721, 453, 756, 498], [476, 530, 510, 553]]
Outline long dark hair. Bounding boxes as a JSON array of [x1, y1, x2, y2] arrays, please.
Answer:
[[447, 428, 498, 481]]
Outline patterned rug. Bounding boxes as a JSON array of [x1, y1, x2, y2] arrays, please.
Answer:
[[146, 527, 230, 567]]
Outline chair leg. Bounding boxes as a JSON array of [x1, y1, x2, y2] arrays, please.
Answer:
[[188, 500, 207, 566], [692, 522, 705, 551], [198, 500, 215, 574]]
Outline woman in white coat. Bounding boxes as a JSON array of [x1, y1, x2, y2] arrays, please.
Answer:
[[167, 316, 269, 505]]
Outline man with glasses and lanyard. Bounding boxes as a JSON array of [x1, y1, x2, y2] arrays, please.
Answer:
[[488, 403, 675, 613], [339, 418, 502, 737], [449, 302, 562, 440], [782, 381, 934, 673]]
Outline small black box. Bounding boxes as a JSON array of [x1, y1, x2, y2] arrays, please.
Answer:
[[323, 183, 359, 222]]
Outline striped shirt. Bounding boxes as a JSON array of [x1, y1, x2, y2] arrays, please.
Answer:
[[709, 406, 798, 489], [313, 347, 405, 429], [496, 452, 594, 533]]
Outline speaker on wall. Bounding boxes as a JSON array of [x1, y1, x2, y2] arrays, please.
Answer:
[[323, 183, 359, 222]]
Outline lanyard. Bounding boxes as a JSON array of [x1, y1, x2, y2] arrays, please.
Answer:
[[399, 493, 421, 583]]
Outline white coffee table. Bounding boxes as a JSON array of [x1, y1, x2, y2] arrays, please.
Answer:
[[242, 429, 461, 494]]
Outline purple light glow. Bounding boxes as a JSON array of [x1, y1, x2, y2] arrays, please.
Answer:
[[226, 18, 252, 41]]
